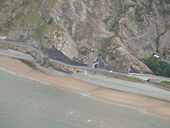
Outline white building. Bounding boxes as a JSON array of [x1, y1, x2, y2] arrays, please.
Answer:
[[0, 36, 6, 40], [153, 53, 160, 59]]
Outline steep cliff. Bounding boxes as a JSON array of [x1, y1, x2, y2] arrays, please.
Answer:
[[0, 0, 170, 72]]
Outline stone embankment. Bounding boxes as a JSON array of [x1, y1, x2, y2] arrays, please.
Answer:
[[0, 41, 83, 73]]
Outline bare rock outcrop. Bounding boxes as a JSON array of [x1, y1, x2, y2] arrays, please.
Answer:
[[0, 0, 170, 72]]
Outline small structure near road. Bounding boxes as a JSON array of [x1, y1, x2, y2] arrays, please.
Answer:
[[0, 36, 6, 40], [90, 57, 104, 69], [92, 61, 99, 69], [153, 53, 160, 59]]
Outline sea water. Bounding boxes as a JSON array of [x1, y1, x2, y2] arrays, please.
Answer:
[[0, 70, 170, 128]]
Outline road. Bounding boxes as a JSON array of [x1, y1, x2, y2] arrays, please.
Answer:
[[127, 73, 170, 82], [72, 73, 170, 102]]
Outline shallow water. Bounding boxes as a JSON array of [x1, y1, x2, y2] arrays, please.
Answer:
[[0, 70, 170, 128]]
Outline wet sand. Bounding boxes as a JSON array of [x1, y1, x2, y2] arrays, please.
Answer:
[[0, 56, 170, 119]]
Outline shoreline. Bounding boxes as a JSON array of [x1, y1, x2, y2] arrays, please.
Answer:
[[0, 56, 170, 119]]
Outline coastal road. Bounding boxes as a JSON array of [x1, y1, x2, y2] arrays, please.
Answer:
[[72, 73, 170, 102], [127, 73, 170, 82]]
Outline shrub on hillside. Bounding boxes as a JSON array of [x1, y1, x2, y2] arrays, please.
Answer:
[[143, 57, 170, 77]]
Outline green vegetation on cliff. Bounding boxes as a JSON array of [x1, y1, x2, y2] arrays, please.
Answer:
[[102, 36, 113, 49], [34, 24, 46, 40], [143, 57, 170, 77]]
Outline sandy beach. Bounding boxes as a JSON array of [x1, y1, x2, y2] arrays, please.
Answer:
[[0, 56, 170, 119]]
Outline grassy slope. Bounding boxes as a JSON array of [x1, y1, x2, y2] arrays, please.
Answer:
[[160, 81, 170, 88]]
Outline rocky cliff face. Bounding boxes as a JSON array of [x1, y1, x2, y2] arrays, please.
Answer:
[[0, 0, 170, 72]]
